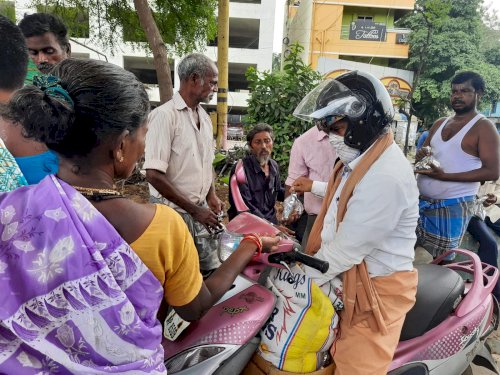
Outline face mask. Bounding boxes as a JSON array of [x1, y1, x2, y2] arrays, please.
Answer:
[[329, 133, 361, 165]]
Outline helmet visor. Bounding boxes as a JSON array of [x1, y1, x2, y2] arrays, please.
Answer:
[[293, 79, 366, 122]]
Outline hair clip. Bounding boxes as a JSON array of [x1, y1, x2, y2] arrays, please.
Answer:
[[33, 74, 74, 108]]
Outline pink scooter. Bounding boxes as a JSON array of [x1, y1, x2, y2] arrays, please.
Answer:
[[163, 212, 329, 374], [163, 214, 499, 374], [164, 163, 500, 374], [389, 249, 499, 375]]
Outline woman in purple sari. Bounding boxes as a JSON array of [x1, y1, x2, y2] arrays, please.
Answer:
[[0, 59, 277, 374]]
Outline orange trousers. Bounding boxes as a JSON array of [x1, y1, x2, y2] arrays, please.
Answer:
[[332, 270, 418, 375]]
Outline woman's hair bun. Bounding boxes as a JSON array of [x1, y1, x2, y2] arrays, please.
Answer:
[[4, 58, 149, 157], [6, 85, 75, 146]]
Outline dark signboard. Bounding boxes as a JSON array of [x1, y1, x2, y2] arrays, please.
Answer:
[[349, 20, 386, 42], [396, 33, 409, 44]]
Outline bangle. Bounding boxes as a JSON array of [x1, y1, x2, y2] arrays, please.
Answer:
[[241, 233, 262, 257]]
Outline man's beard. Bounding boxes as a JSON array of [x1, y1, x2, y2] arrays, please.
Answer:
[[37, 62, 54, 74], [202, 93, 214, 104], [256, 153, 270, 166], [452, 100, 475, 115]]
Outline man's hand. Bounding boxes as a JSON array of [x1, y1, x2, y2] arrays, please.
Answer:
[[261, 236, 280, 253], [207, 193, 225, 214], [415, 146, 431, 163], [483, 193, 497, 208], [275, 225, 295, 237], [282, 210, 300, 225], [415, 163, 446, 180], [192, 206, 221, 231], [292, 177, 313, 194]]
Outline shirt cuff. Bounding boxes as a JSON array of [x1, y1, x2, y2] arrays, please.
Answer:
[[311, 181, 327, 197], [142, 159, 168, 174], [285, 176, 295, 186]]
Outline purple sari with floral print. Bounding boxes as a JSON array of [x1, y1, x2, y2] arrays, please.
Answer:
[[0, 175, 166, 374]]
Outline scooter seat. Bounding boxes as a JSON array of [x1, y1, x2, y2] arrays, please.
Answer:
[[400, 264, 464, 341]]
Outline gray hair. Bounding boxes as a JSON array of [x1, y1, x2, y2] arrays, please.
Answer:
[[246, 123, 274, 144], [178, 53, 216, 83]]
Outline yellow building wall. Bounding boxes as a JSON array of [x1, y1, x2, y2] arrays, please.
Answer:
[[308, 2, 410, 69], [332, 0, 414, 9]]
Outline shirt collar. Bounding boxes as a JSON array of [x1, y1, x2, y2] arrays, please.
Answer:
[[173, 91, 202, 112], [173, 92, 188, 110], [316, 127, 329, 141], [346, 141, 380, 171]]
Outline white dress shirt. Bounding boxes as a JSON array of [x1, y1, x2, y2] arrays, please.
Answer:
[[305, 143, 419, 291]]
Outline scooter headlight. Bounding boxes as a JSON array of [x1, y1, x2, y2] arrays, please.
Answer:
[[165, 346, 226, 372], [217, 231, 243, 263]]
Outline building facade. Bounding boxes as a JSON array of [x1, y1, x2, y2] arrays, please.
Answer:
[[283, 0, 418, 148], [3, 0, 275, 118]]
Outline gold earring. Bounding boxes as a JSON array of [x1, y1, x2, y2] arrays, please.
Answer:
[[119, 155, 124, 163]]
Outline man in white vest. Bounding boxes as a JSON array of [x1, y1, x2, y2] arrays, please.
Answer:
[[415, 71, 500, 258]]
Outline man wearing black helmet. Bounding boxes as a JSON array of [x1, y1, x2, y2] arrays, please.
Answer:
[[292, 71, 419, 375]]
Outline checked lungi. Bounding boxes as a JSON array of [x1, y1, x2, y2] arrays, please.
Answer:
[[416, 195, 476, 257]]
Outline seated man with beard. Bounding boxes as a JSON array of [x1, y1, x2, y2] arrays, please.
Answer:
[[228, 123, 285, 224]]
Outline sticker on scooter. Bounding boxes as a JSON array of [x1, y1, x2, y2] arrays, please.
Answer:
[[163, 309, 190, 341], [239, 291, 264, 304], [221, 305, 249, 317]]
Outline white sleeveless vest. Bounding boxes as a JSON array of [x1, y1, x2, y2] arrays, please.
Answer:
[[417, 114, 484, 199]]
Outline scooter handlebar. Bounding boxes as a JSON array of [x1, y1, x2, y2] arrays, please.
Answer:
[[267, 251, 329, 274], [293, 251, 330, 273]]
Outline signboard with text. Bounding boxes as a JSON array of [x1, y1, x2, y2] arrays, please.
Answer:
[[396, 33, 409, 44], [349, 20, 387, 42]]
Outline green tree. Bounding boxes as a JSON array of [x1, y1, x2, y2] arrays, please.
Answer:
[[396, 0, 451, 153], [30, 0, 217, 103], [0, 1, 16, 22], [245, 43, 321, 179], [480, 3, 500, 66], [400, 0, 500, 127]]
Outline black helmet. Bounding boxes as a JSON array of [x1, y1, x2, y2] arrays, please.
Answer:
[[293, 70, 394, 151]]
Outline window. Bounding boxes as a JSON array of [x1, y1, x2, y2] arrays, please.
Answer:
[[228, 62, 256, 91], [209, 18, 260, 49], [229, 18, 260, 49], [357, 15, 373, 21], [123, 56, 175, 86]]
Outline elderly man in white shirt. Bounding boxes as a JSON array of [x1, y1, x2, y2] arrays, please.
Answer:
[[292, 71, 419, 375], [144, 53, 224, 272]]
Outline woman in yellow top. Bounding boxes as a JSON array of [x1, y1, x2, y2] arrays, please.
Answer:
[[4, 58, 278, 326]]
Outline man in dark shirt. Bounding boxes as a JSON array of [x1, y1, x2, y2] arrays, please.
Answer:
[[228, 123, 285, 223]]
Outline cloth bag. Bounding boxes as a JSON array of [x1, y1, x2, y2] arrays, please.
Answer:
[[257, 265, 338, 373]]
